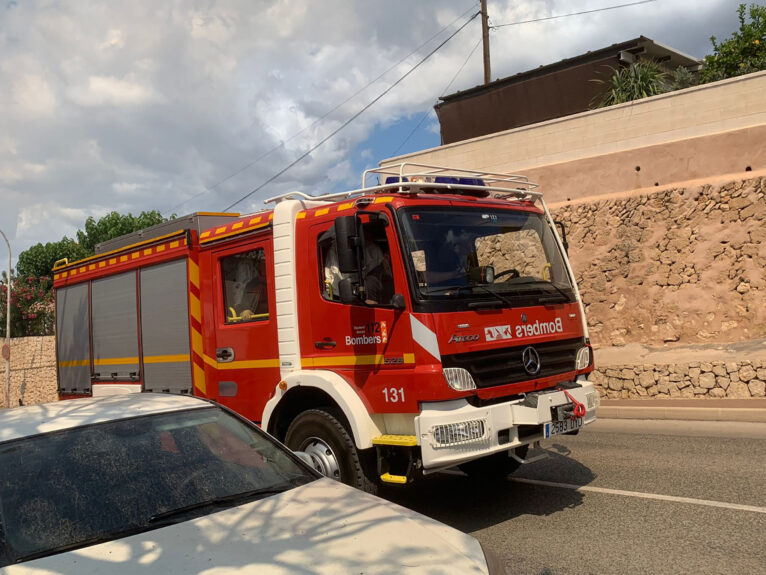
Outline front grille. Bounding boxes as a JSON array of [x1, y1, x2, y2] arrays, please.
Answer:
[[441, 337, 582, 388]]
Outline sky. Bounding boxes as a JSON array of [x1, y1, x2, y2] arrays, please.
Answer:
[[0, 0, 747, 265]]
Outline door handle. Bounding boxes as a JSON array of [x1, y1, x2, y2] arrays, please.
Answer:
[[314, 340, 336, 350], [216, 347, 234, 362]]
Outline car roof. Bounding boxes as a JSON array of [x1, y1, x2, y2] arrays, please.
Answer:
[[0, 393, 210, 443]]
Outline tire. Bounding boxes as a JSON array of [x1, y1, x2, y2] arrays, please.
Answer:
[[284, 409, 378, 494], [458, 445, 529, 480]]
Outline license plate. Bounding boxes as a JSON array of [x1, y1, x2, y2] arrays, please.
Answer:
[[544, 417, 583, 438]]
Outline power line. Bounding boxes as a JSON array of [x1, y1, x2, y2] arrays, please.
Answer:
[[166, 3, 479, 216], [492, 0, 657, 28], [390, 37, 482, 158], [222, 10, 481, 212]]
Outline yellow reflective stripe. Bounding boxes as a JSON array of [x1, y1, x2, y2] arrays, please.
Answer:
[[189, 293, 201, 323], [188, 259, 200, 289], [193, 363, 206, 395], [301, 354, 415, 368], [315, 207, 330, 217], [202, 355, 280, 370], [338, 202, 354, 211], [143, 354, 190, 364], [93, 357, 139, 366], [58, 359, 89, 368], [374, 196, 394, 204]]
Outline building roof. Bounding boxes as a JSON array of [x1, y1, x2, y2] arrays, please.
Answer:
[[438, 36, 702, 106]]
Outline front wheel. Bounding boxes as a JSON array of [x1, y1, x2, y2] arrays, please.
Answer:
[[284, 409, 378, 494], [458, 445, 529, 480]]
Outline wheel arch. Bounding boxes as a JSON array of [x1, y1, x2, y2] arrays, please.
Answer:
[[262, 370, 383, 449]]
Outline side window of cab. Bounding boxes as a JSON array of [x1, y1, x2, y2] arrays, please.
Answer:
[[317, 220, 395, 306], [221, 249, 269, 323]]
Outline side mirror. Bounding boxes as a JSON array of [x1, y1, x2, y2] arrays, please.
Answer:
[[335, 215, 360, 274], [554, 220, 569, 253], [390, 293, 406, 310], [338, 278, 358, 304]]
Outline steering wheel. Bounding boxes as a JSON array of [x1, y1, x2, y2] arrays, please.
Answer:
[[494, 269, 520, 280]]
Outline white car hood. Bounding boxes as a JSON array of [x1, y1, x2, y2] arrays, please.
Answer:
[[4, 478, 487, 574]]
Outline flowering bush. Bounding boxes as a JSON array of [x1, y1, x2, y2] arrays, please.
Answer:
[[0, 276, 55, 337]]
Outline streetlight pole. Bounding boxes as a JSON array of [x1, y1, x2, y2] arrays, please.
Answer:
[[0, 229, 10, 409]]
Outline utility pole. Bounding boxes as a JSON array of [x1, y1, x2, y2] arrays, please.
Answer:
[[0, 229, 10, 409], [480, 0, 491, 84]]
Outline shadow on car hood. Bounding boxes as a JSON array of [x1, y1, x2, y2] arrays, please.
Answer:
[[3, 478, 488, 575]]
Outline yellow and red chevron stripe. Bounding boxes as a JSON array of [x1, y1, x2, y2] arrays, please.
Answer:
[[199, 212, 274, 244], [187, 252, 206, 396], [53, 234, 188, 283]]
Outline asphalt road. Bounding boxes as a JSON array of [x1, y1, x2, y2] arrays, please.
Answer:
[[382, 419, 766, 575]]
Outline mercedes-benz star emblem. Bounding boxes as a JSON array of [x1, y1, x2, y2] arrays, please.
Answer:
[[522, 346, 541, 375]]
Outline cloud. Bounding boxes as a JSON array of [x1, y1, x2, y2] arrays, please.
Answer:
[[0, 0, 742, 266]]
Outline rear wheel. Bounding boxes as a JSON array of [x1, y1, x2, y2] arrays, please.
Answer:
[[284, 409, 378, 494], [458, 445, 529, 480]]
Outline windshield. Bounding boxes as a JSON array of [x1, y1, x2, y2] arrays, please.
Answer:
[[398, 207, 574, 307], [0, 407, 314, 566]]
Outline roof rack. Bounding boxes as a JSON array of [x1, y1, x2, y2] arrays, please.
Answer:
[[264, 163, 541, 206], [362, 163, 541, 201]]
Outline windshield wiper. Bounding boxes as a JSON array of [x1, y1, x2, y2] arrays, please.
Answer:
[[14, 530, 148, 564], [537, 282, 573, 303], [423, 285, 473, 295], [148, 485, 292, 525], [470, 284, 514, 306]]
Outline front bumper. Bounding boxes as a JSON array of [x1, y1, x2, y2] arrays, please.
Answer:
[[415, 381, 598, 471]]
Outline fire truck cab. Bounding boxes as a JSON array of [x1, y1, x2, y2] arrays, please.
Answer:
[[53, 164, 598, 492]]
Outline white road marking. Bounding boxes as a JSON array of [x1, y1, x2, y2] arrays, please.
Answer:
[[510, 477, 766, 514]]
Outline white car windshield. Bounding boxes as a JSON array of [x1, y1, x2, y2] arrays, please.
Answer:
[[0, 406, 315, 566]]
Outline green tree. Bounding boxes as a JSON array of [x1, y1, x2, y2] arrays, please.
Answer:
[[700, 4, 766, 83], [11, 210, 172, 336], [592, 60, 669, 108], [76, 210, 168, 254], [15, 237, 88, 285]]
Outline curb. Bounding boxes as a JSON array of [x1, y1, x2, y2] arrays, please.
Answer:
[[597, 404, 766, 423]]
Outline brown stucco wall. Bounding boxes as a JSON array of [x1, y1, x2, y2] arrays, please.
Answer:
[[386, 71, 766, 204]]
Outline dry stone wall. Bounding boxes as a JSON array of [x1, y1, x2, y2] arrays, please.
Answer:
[[552, 176, 766, 347], [590, 359, 766, 399], [1, 336, 57, 407]]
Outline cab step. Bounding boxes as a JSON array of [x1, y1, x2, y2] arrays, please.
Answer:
[[371, 434, 418, 447], [380, 473, 408, 485]]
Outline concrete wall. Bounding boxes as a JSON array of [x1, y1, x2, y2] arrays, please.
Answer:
[[383, 71, 766, 204], [0, 336, 57, 408]]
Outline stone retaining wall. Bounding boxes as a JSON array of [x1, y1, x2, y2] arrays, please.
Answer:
[[0, 336, 58, 408], [590, 360, 766, 399], [552, 176, 765, 347]]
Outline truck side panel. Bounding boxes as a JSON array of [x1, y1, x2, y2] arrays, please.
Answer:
[[55, 283, 91, 395], [140, 259, 193, 394], [91, 272, 140, 382]]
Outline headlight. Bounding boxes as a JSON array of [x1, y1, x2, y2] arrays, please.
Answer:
[[443, 367, 477, 391], [575, 346, 591, 370]]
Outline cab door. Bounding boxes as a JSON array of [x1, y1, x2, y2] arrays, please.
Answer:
[[303, 215, 417, 413], [207, 237, 280, 422]]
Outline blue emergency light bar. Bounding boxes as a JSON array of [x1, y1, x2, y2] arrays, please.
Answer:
[[384, 176, 486, 186]]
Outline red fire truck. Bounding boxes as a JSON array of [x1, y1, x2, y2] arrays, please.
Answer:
[[53, 164, 597, 492]]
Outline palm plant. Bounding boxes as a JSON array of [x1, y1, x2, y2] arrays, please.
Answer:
[[592, 60, 670, 108]]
